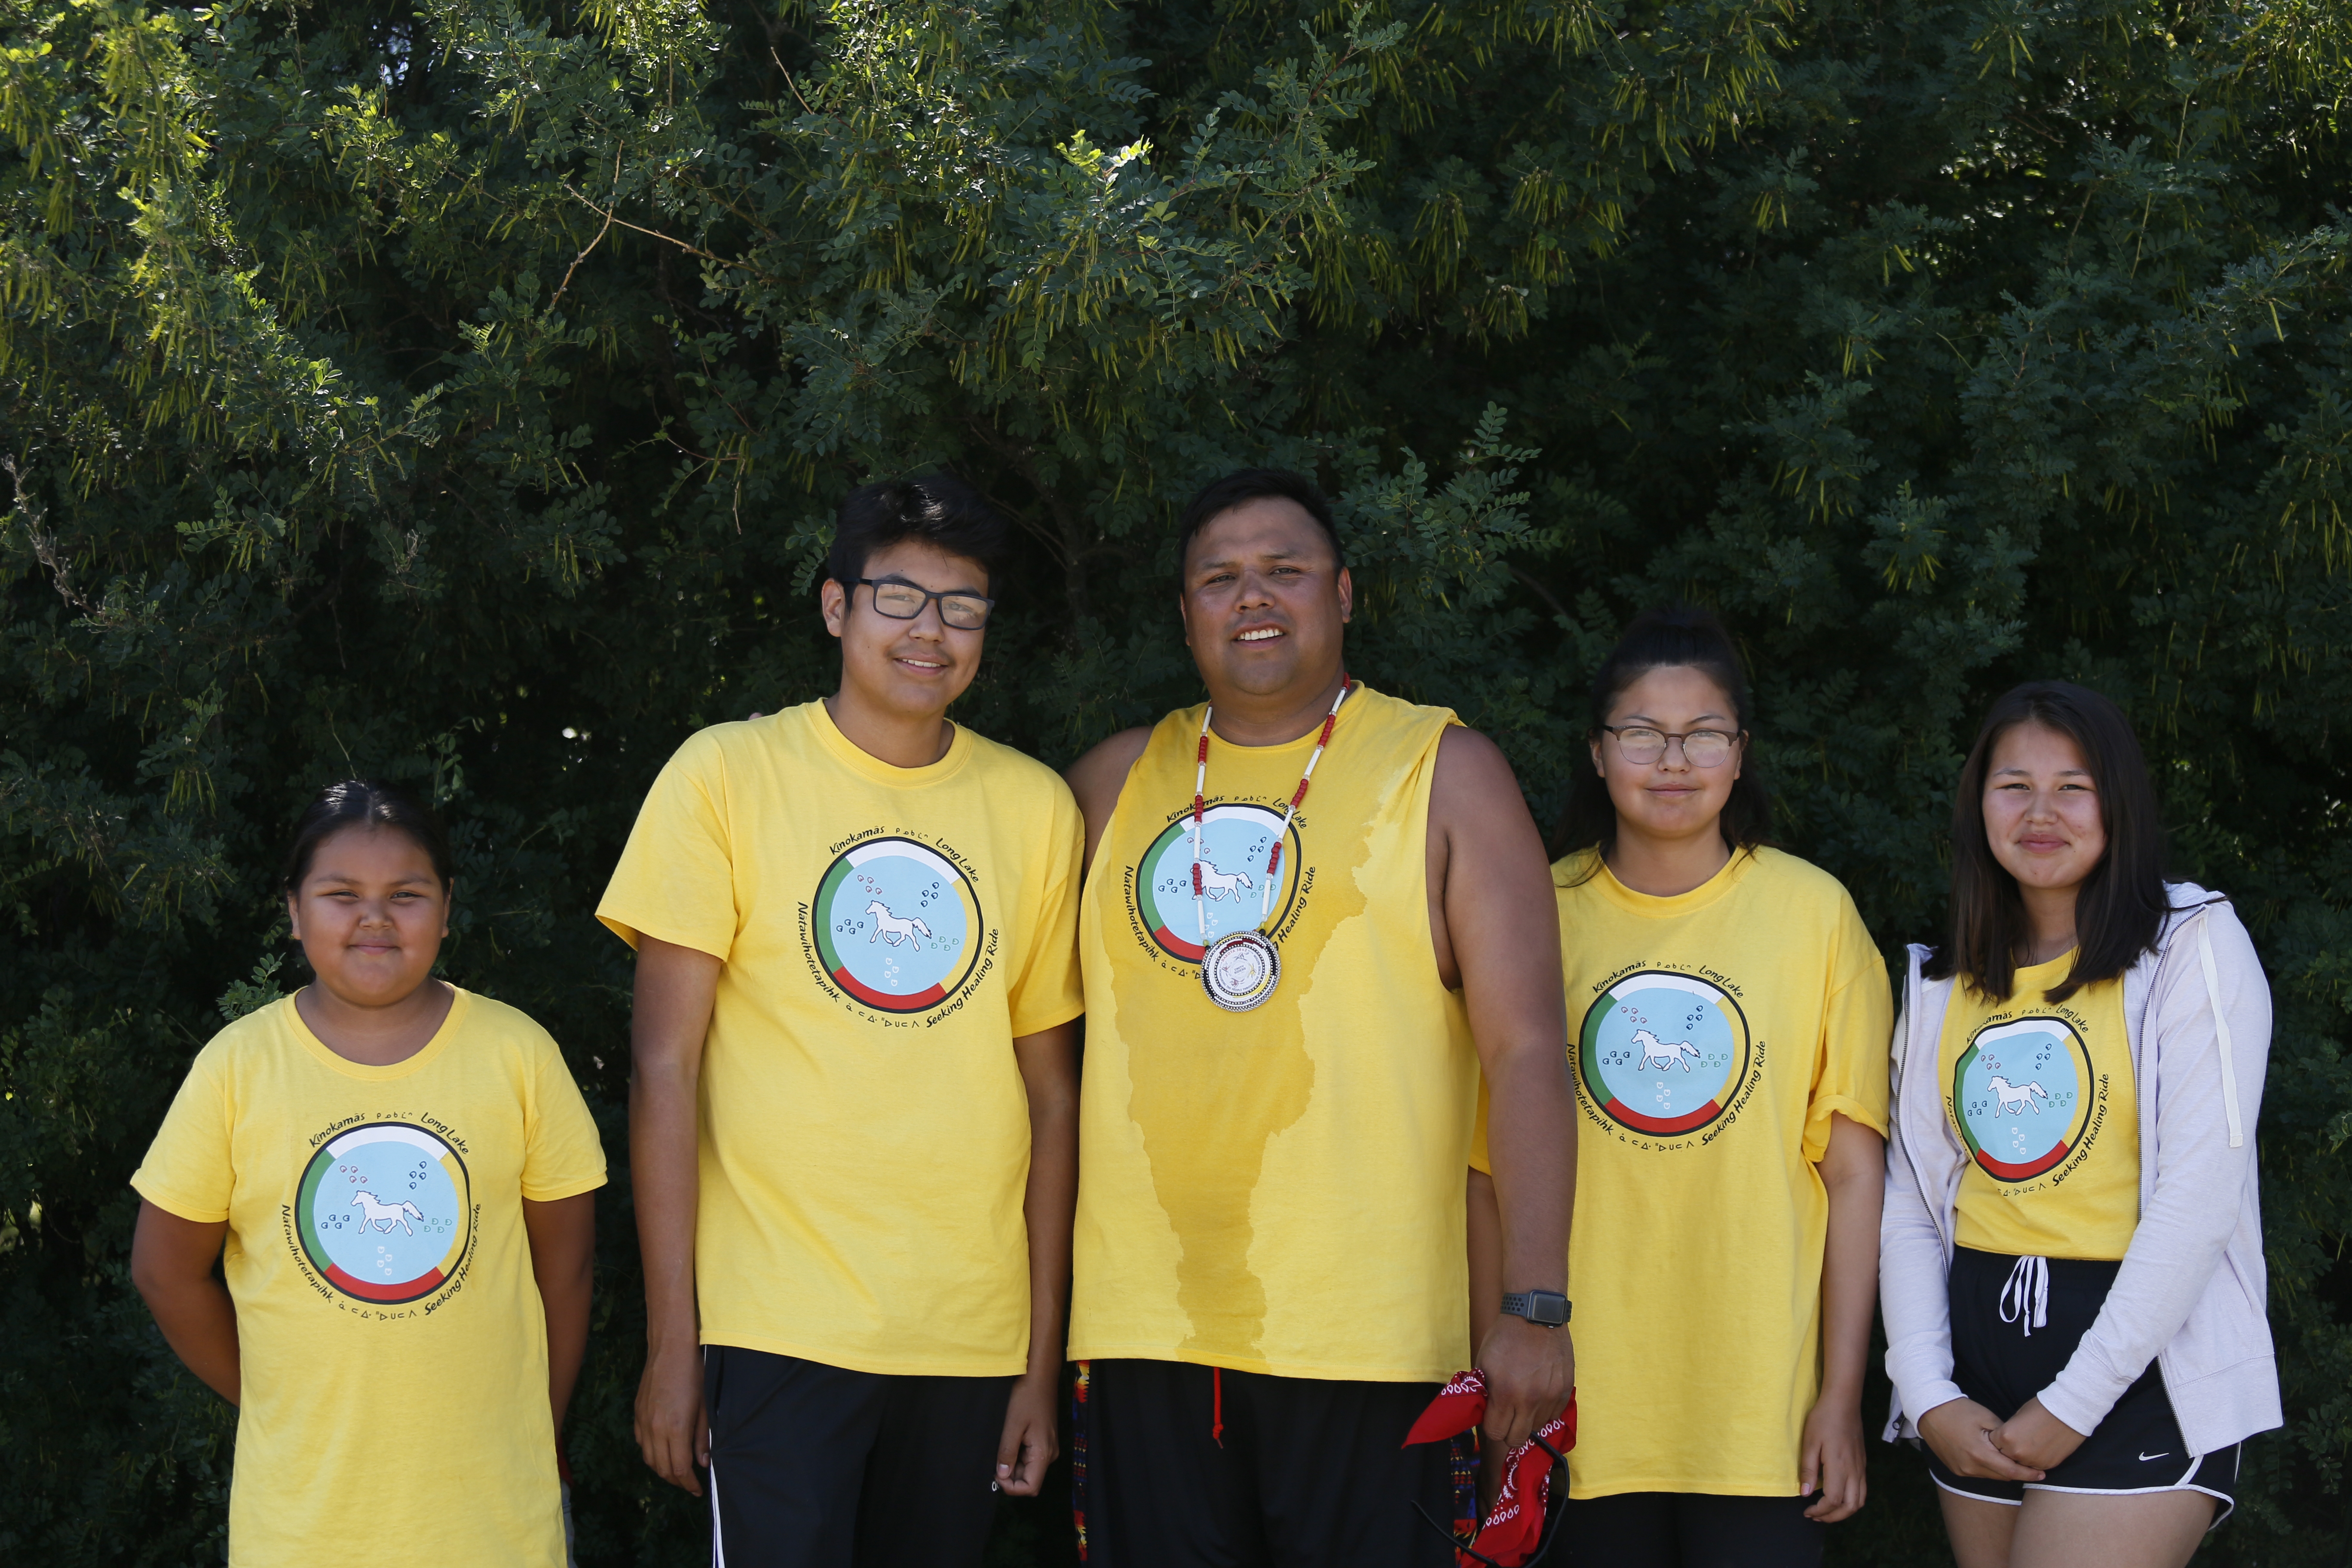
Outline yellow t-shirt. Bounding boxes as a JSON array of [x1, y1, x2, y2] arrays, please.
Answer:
[[1069, 686, 1477, 1382], [1474, 847, 1890, 1498], [130, 989, 606, 1568], [1940, 952, 2139, 1259], [597, 699, 1085, 1375]]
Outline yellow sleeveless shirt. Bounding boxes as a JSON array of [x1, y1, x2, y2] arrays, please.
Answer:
[[1069, 685, 1478, 1381]]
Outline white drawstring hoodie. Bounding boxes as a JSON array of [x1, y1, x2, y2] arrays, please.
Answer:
[[1879, 883, 2282, 1456]]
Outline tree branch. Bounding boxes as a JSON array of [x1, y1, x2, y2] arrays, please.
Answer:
[[5, 455, 94, 614]]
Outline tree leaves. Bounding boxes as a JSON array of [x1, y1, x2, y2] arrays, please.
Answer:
[[2, 0, 2350, 1559]]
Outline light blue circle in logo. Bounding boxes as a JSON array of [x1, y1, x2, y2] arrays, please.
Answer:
[[1143, 808, 1283, 950], [1588, 984, 1740, 1124], [312, 1137, 461, 1286], [1956, 1023, 2081, 1168], [827, 850, 969, 998]]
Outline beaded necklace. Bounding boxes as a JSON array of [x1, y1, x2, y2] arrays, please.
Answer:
[[1186, 675, 1353, 1011]]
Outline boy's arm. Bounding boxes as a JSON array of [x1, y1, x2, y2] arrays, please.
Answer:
[[997, 1017, 1080, 1497], [523, 1192, 596, 1439], [630, 934, 724, 1496], [130, 1200, 240, 1404]]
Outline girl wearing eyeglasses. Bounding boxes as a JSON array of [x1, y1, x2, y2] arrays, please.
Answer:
[[1467, 606, 1889, 1566], [1880, 682, 2277, 1568]]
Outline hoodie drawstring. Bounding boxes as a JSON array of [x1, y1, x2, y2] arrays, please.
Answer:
[[1999, 1255, 2050, 1337], [1211, 1366, 1224, 1447]]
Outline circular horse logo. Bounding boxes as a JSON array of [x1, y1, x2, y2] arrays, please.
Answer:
[[295, 1122, 472, 1304], [1578, 971, 1752, 1137], [1951, 1016, 2095, 1181], [812, 837, 983, 1014], [1133, 804, 1302, 962]]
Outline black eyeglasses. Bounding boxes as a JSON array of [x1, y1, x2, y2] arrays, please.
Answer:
[[1602, 724, 1739, 768], [1412, 1432, 1569, 1568], [854, 577, 995, 630]]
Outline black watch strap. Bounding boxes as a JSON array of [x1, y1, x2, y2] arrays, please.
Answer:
[[1500, 1289, 1571, 1328]]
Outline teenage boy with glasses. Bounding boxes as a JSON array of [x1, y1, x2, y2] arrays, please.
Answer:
[[1062, 468, 1577, 1567], [600, 474, 1084, 1566]]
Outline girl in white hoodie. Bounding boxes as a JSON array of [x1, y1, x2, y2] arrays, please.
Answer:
[[1880, 681, 2279, 1568]]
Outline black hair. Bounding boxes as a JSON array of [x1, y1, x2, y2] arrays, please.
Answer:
[[281, 779, 454, 893], [824, 472, 1008, 596], [1174, 468, 1346, 579], [1553, 606, 1772, 865], [1925, 681, 2168, 1004]]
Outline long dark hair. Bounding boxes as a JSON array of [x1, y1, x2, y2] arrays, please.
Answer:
[[1554, 606, 1771, 866], [281, 779, 453, 893], [1925, 681, 2167, 1003]]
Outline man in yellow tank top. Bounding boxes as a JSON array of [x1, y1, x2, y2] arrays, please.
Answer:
[[1064, 469, 1577, 1566]]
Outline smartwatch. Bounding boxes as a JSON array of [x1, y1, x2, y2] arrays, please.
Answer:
[[1500, 1289, 1571, 1328]]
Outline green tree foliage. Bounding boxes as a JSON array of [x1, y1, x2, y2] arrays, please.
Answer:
[[3, 0, 2349, 1560]]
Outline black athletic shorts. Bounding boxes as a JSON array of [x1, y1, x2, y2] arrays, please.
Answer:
[[1559, 1491, 1822, 1568], [702, 1344, 1014, 1568], [1072, 1358, 1461, 1568], [1927, 1247, 2239, 1522]]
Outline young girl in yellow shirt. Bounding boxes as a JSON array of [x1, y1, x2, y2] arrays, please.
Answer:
[[1469, 607, 1889, 1565], [130, 781, 606, 1568], [1880, 682, 2277, 1568]]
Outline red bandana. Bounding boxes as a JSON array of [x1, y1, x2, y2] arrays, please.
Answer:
[[1403, 1369, 1577, 1568]]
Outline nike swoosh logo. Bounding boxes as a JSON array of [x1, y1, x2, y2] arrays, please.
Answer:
[[2140, 1452, 2171, 1462]]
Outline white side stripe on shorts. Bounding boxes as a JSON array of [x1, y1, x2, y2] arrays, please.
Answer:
[[709, 1455, 725, 1568]]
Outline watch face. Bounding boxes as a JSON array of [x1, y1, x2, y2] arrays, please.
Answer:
[[1508, 1291, 1567, 1325]]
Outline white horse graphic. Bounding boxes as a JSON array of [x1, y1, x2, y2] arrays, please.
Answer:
[[1632, 1028, 1703, 1073], [1195, 862, 1254, 902], [351, 1191, 423, 1235], [1986, 1076, 2051, 1117], [865, 900, 933, 947]]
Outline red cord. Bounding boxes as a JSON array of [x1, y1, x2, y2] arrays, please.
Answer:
[[1212, 1366, 1225, 1447]]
